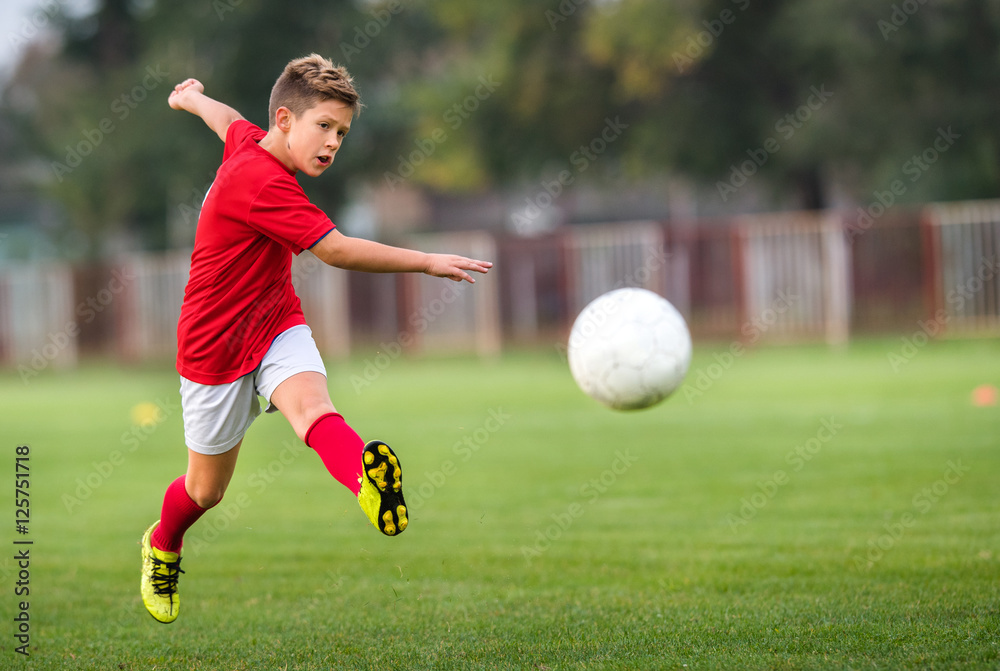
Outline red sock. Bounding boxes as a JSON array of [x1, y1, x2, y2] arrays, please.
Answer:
[[151, 475, 210, 554], [305, 412, 364, 495]]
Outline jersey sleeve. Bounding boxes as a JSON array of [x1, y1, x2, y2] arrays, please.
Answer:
[[223, 120, 265, 162], [247, 174, 336, 254]]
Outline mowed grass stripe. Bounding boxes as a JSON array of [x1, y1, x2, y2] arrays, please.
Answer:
[[0, 337, 996, 669]]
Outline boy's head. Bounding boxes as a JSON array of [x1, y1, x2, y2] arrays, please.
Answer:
[[268, 54, 361, 128]]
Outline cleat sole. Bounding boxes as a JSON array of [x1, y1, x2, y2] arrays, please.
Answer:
[[358, 441, 407, 536]]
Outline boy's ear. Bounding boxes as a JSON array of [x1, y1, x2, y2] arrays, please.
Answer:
[[273, 106, 293, 132]]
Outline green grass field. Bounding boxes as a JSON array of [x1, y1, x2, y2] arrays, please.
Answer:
[[1, 338, 998, 670]]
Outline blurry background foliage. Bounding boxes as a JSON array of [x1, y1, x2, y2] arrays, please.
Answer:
[[1, 0, 999, 258]]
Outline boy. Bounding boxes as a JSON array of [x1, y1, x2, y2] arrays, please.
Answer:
[[140, 54, 492, 624]]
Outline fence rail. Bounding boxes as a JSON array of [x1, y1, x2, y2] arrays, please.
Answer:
[[0, 262, 76, 376], [925, 201, 1000, 334], [2, 200, 998, 370]]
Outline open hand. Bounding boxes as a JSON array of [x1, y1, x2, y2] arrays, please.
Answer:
[[425, 254, 493, 283]]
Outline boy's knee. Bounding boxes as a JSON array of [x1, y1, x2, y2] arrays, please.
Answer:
[[187, 484, 224, 509]]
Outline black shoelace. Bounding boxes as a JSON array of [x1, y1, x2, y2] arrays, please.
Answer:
[[150, 556, 184, 596]]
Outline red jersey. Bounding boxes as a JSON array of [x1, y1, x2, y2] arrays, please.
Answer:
[[176, 120, 335, 384]]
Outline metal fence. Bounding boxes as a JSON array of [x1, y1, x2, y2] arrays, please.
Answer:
[[2, 200, 999, 371], [0, 262, 76, 377], [925, 200, 1000, 334]]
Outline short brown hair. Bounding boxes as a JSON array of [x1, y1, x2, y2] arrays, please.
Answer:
[[267, 54, 361, 126]]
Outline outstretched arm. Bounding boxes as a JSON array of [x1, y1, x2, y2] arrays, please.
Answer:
[[311, 229, 492, 283], [168, 79, 244, 142]]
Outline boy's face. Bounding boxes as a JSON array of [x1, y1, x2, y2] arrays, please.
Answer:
[[278, 99, 354, 177]]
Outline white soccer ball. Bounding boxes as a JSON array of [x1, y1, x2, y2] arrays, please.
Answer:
[[568, 288, 692, 411]]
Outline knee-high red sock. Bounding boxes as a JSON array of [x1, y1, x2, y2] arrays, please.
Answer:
[[151, 475, 211, 554], [305, 412, 364, 495]]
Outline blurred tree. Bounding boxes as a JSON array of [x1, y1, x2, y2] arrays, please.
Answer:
[[4, 0, 445, 255], [390, 0, 697, 191], [642, 0, 1000, 210], [655, 0, 850, 210], [3, 0, 999, 257], [4, 0, 149, 258], [400, 0, 1000, 211], [869, 0, 1000, 201]]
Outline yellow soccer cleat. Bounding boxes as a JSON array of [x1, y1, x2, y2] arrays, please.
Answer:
[[140, 521, 184, 624], [357, 441, 408, 536]]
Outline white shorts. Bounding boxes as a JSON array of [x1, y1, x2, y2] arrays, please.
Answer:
[[179, 325, 327, 455]]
